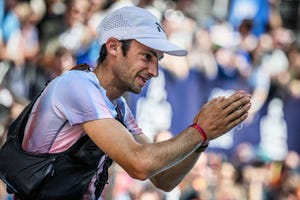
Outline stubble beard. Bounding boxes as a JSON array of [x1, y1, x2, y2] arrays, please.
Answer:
[[117, 74, 143, 95], [128, 78, 143, 94]]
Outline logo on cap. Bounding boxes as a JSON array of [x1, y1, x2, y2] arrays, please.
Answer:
[[155, 22, 165, 33]]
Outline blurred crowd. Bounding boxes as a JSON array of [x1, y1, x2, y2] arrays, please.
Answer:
[[101, 131, 300, 200], [0, 0, 300, 199]]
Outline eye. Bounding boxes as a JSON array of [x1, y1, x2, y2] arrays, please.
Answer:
[[143, 54, 152, 61], [158, 55, 164, 61]]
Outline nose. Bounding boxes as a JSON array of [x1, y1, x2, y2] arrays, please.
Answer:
[[148, 63, 159, 77]]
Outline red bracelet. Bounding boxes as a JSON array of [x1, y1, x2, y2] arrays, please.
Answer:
[[189, 123, 208, 144]]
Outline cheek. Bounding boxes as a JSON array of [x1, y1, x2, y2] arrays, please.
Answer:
[[119, 55, 146, 78], [117, 62, 136, 81], [124, 61, 143, 75]]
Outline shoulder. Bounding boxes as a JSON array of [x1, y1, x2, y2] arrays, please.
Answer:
[[46, 70, 102, 106], [51, 70, 100, 93], [46, 70, 113, 124], [59, 70, 98, 85]]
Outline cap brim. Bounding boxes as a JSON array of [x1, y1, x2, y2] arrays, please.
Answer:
[[136, 38, 187, 56]]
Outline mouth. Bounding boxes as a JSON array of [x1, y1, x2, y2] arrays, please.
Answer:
[[138, 74, 150, 86]]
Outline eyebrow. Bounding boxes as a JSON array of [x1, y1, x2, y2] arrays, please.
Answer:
[[149, 50, 164, 61]]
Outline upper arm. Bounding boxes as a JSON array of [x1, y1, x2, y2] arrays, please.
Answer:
[[81, 118, 150, 179], [133, 132, 151, 144]]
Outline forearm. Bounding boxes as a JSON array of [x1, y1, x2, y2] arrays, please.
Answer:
[[84, 118, 204, 182], [135, 127, 204, 179], [150, 149, 202, 191]]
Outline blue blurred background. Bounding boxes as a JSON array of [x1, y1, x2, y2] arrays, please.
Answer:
[[1, 0, 299, 199]]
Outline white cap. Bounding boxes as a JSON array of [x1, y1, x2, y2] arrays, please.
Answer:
[[97, 6, 187, 56]]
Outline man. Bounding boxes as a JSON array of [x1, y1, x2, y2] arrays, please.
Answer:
[[20, 6, 251, 200]]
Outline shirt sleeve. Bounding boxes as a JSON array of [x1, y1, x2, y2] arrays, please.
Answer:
[[53, 71, 113, 125]]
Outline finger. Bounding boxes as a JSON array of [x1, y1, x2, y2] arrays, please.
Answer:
[[226, 102, 251, 124], [220, 91, 248, 109], [207, 96, 225, 105], [227, 112, 249, 130], [224, 95, 251, 116]]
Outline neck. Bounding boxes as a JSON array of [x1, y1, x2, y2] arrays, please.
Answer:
[[93, 65, 123, 101]]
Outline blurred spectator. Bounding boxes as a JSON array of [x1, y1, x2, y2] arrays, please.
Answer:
[[38, 46, 76, 80], [285, 151, 300, 172], [279, 0, 300, 31], [160, 8, 196, 79], [1, 0, 20, 43], [259, 98, 288, 161], [231, 142, 256, 168], [37, 0, 65, 55], [215, 162, 247, 200], [1, 2, 47, 102], [287, 43, 300, 99], [110, 164, 135, 200], [138, 183, 165, 200], [242, 159, 269, 200], [179, 152, 211, 200], [188, 27, 218, 80], [246, 33, 271, 124], [59, 0, 97, 66], [2, 1, 40, 62], [0, 0, 299, 199], [228, 0, 270, 36]]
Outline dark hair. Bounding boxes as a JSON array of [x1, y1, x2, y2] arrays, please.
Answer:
[[97, 39, 132, 64]]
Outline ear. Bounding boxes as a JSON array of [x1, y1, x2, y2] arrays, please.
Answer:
[[106, 38, 121, 56]]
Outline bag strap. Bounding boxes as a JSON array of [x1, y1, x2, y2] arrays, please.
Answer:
[[6, 63, 91, 144], [6, 80, 49, 144], [70, 63, 91, 71], [94, 105, 127, 199], [94, 156, 113, 198], [9, 63, 91, 143]]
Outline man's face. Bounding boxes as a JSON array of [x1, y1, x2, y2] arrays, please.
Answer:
[[113, 40, 161, 94]]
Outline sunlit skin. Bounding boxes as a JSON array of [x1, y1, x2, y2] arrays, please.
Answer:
[[85, 37, 252, 192], [94, 38, 162, 101]]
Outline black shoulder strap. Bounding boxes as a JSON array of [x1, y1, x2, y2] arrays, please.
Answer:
[[6, 81, 49, 144], [9, 63, 91, 143], [70, 63, 91, 71]]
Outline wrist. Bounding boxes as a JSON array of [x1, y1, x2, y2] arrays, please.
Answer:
[[195, 143, 209, 153], [189, 123, 208, 144]]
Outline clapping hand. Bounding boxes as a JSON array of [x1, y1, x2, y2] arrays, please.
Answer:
[[193, 91, 252, 141]]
